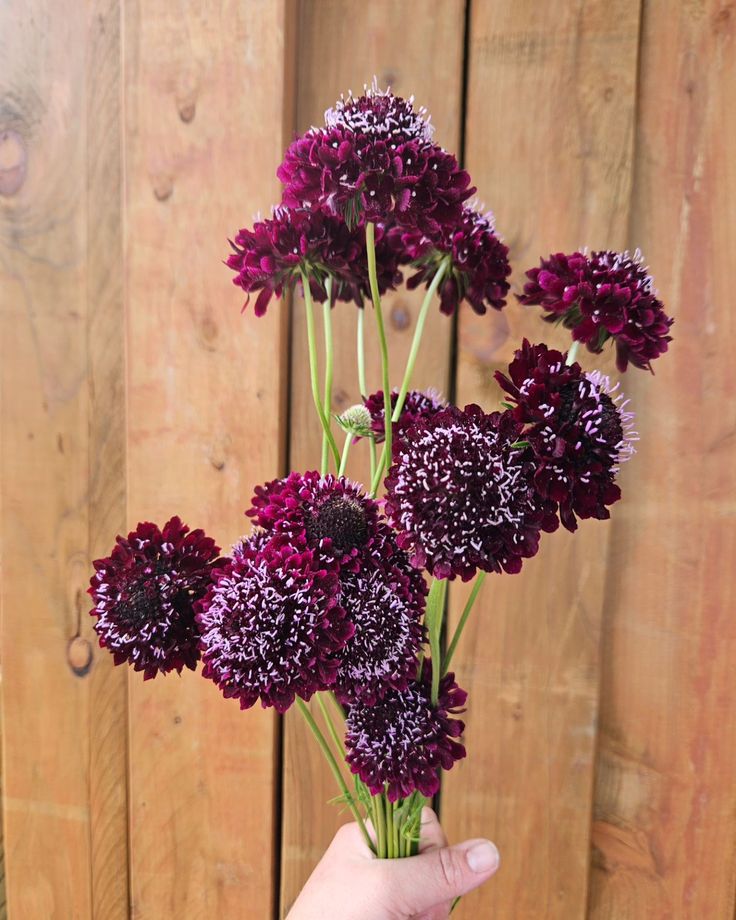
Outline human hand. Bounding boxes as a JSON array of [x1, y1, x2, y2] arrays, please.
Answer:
[[286, 807, 499, 920]]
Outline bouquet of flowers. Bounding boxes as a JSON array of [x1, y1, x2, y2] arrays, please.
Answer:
[[89, 82, 673, 866]]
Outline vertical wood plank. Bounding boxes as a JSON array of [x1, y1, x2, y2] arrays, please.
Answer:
[[280, 1, 466, 912], [87, 0, 130, 915], [123, 1, 292, 916], [0, 0, 128, 916], [443, 3, 641, 917], [589, 2, 736, 916]]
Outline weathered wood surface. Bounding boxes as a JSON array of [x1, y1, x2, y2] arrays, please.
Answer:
[[280, 2, 466, 913], [589, 1, 736, 916], [2, 2, 736, 918], [123, 1, 292, 916], [443, 2, 642, 918], [0, 0, 129, 916]]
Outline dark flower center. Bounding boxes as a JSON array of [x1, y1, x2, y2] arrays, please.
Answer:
[[559, 382, 623, 452], [118, 577, 163, 625], [595, 392, 624, 449], [557, 382, 580, 425], [307, 496, 368, 552], [115, 561, 191, 625]]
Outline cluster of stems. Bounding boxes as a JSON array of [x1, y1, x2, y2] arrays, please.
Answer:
[[295, 223, 484, 858]]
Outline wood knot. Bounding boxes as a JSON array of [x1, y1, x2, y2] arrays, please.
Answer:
[[152, 175, 173, 201], [199, 314, 218, 349], [390, 302, 411, 331], [333, 388, 349, 409], [67, 636, 93, 677], [178, 101, 196, 123], [0, 129, 28, 196]]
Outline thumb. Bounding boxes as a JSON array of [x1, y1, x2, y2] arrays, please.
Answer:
[[386, 837, 499, 914]]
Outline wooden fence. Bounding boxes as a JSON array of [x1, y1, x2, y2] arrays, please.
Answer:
[[1, 0, 734, 916]]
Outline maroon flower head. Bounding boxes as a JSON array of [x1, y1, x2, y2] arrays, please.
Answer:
[[334, 525, 427, 705], [395, 205, 511, 315], [496, 340, 638, 532], [384, 404, 558, 581], [88, 517, 220, 679], [227, 207, 400, 315], [324, 80, 434, 145], [277, 121, 474, 235], [517, 249, 673, 371], [247, 472, 381, 574], [345, 666, 467, 802], [363, 387, 447, 443], [196, 533, 352, 713]]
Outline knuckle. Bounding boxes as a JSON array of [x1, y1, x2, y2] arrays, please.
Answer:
[[438, 847, 465, 892], [332, 823, 357, 848]]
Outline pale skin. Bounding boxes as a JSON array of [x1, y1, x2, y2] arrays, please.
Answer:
[[287, 808, 500, 920]]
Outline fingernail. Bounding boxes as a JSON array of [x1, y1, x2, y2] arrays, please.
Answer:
[[466, 840, 499, 873]]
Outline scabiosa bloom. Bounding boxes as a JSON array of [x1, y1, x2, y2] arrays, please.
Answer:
[[495, 340, 638, 532], [226, 207, 400, 315], [384, 405, 558, 580], [345, 668, 467, 801], [517, 249, 673, 371], [334, 529, 427, 704], [394, 205, 511, 315], [363, 387, 447, 443], [197, 534, 351, 712], [277, 86, 474, 234], [88, 517, 220, 679], [247, 472, 381, 574], [324, 80, 434, 144]]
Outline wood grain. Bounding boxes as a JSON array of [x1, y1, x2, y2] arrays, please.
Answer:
[[280, 1, 466, 913], [589, 1, 736, 916], [123, 1, 293, 916], [442, 2, 641, 918], [0, 0, 128, 916]]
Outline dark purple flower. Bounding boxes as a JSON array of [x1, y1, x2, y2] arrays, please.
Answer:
[[495, 340, 637, 532], [334, 527, 427, 704], [88, 517, 220, 679], [196, 533, 352, 713], [345, 667, 467, 801], [384, 405, 558, 581], [393, 206, 511, 315], [517, 249, 673, 372], [363, 387, 447, 443], [247, 472, 381, 574], [227, 207, 401, 314], [324, 81, 434, 144], [277, 127, 474, 235]]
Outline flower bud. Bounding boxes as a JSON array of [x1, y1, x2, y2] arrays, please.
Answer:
[[336, 404, 374, 439]]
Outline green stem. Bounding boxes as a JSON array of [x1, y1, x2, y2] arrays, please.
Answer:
[[338, 430, 352, 476], [425, 578, 448, 705], [566, 340, 580, 365], [371, 257, 449, 492], [315, 692, 345, 760], [357, 306, 367, 397], [321, 278, 335, 474], [373, 794, 387, 858], [385, 795, 394, 858], [357, 305, 377, 480], [301, 272, 341, 469], [328, 690, 346, 722], [392, 258, 449, 424], [295, 698, 372, 851], [366, 222, 392, 497], [443, 571, 487, 676]]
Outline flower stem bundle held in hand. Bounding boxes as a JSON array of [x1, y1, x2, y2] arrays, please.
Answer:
[[88, 80, 673, 882]]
